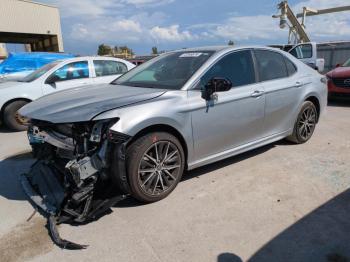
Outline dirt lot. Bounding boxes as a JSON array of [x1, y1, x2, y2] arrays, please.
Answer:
[[0, 100, 349, 262]]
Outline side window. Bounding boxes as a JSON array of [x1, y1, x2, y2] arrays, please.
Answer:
[[50, 61, 89, 82], [284, 57, 297, 76], [289, 44, 312, 59], [94, 60, 128, 77], [255, 50, 288, 81], [201, 50, 256, 88]]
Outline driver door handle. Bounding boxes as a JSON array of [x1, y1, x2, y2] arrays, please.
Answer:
[[295, 81, 304, 88], [251, 90, 265, 98]]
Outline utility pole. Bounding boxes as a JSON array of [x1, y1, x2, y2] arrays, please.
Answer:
[[273, 1, 350, 44]]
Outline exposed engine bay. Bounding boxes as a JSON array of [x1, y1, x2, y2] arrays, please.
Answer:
[[21, 120, 131, 249]]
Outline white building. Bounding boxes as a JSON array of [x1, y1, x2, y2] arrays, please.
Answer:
[[0, 0, 64, 53]]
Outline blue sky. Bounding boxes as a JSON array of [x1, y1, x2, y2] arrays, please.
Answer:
[[28, 0, 350, 55]]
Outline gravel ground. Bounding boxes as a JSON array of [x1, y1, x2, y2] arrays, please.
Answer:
[[0, 99, 349, 262]]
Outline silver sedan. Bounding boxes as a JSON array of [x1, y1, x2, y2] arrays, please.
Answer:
[[20, 46, 327, 218]]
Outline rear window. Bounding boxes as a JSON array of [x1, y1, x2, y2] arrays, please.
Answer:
[[284, 57, 297, 76], [254, 50, 288, 82], [94, 60, 128, 76]]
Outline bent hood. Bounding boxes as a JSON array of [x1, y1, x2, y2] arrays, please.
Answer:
[[20, 84, 166, 123]]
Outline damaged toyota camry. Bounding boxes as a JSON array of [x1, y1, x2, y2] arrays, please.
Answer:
[[18, 46, 327, 248]]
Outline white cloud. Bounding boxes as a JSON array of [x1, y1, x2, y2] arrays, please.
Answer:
[[150, 25, 194, 42], [192, 0, 350, 43], [49, 0, 121, 17], [212, 15, 285, 41], [45, 0, 350, 54], [70, 19, 145, 43], [122, 0, 174, 7], [112, 19, 142, 32], [293, 0, 350, 11], [291, 0, 350, 40]]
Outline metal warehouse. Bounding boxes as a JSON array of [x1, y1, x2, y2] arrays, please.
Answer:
[[0, 0, 64, 52]]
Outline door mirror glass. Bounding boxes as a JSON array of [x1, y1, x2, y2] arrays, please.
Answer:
[[202, 77, 232, 100], [45, 74, 60, 85]]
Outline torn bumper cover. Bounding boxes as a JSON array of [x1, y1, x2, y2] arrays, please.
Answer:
[[20, 122, 131, 249]]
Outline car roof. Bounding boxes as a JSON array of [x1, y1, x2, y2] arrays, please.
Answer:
[[171, 45, 284, 54], [59, 56, 133, 63]]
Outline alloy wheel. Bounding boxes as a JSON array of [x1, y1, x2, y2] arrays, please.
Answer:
[[138, 141, 181, 196], [298, 106, 317, 140]]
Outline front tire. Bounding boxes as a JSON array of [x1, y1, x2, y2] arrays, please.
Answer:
[[3, 100, 29, 131], [287, 101, 318, 144], [126, 132, 185, 203]]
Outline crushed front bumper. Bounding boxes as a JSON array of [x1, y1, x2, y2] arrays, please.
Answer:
[[20, 160, 129, 250]]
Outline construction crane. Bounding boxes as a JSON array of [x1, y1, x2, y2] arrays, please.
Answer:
[[273, 1, 350, 44]]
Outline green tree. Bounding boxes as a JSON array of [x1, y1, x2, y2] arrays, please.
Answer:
[[97, 44, 112, 55], [151, 46, 158, 55], [228, 40, 235, 46]]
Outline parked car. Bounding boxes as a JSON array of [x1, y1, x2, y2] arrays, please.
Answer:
[[326, 58, 350, 98], [271, 42, 325, 73], [0, 56, 135, 131], [19, 46, 327, 229], [0, 52, 75, 82]]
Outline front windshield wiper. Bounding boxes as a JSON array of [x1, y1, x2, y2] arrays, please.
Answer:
[[113, 82, 156, 89]]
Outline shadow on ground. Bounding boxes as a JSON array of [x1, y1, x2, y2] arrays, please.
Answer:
[[183, 143, 276, 181], [0, 152, 34, 201], [328, 97, 350, 107], [116, 143, 279, 208], [218, 188, 350, 262], [0, 125, 17, 134]]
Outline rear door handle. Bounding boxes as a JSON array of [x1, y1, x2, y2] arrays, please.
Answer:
[[251, 90, 265, 98], [295, 81, 304, 88]]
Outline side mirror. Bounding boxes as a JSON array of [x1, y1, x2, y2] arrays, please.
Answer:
[[45, 75, 59, 85], [201, 77, 232, 100], [335, 63, 341, 68], [315, 58, 325, 73]]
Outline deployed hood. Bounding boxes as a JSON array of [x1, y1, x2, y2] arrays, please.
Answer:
[[20, 84, 166, 123], [327, 67, 350, 78]]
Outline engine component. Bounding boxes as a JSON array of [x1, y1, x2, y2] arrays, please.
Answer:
[[66, 156, 99, 186], [28, 126, 74, 151]]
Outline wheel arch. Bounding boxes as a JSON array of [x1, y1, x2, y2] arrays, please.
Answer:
[[127, 124, 189, 169], [0, 98, 32, 121], [304, 95, 320, 122]]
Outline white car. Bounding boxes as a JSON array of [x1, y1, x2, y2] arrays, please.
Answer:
[[0, 56, 135, 131]]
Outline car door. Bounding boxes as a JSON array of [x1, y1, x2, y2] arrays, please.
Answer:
[[253, 49, 302, 137], [188, 50, 265, 161], [42, 60, 92, 95], [289, 43, 316, 68], [92, 60, 129, 84]]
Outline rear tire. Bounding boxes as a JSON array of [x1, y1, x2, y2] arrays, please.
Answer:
[[126, 132, 185, 203], [287, 101, 318, 144], [3, 100, 29, 131]]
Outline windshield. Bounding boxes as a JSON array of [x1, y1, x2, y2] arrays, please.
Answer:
[[19, 61, 60, 82], [343, 58, 350, 67], [113, 51, 214, 90]]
